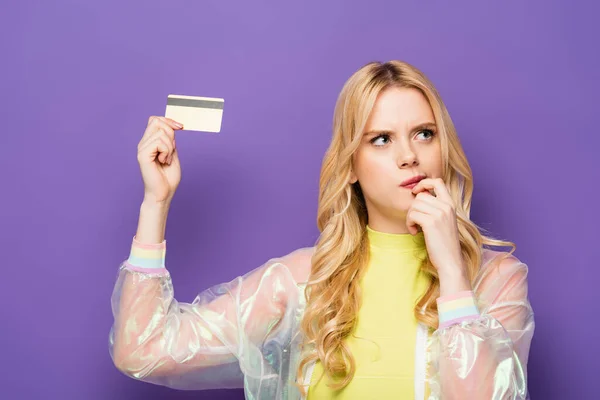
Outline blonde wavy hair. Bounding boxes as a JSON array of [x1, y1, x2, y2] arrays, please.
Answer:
[[293, 60, 516, 395]]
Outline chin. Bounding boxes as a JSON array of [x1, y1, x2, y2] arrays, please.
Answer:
[[391, 201, 411, 214]]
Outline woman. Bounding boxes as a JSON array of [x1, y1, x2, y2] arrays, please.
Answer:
[[110, 60, 535, 399]]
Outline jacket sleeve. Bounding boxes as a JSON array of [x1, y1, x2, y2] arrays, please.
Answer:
[[426, 252, 535, 400], [109, 235, 309, 391]]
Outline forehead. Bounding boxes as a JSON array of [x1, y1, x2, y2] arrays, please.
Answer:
[[365, 86, 434, 128]]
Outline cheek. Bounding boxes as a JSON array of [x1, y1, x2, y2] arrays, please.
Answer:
[[421, 149, 443, 174], [355, 153, 381, 178], [356, 163, 393, 197]]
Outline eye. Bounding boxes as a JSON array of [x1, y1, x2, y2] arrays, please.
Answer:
[[370, 134, 391, 147], [417, 129, 436, 140]]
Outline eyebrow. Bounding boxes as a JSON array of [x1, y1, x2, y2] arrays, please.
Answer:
[[363, 122, 437, 137]]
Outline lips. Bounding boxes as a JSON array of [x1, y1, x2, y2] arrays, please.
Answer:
[[400, 174, 426, 187]]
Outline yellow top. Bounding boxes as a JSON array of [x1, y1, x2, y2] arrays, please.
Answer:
[[307, 225, 432, 399]]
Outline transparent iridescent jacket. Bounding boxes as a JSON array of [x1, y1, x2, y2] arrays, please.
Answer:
[[109, 237, 535, 399]]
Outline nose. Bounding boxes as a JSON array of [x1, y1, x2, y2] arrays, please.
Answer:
[[397, 147, 419, 168]]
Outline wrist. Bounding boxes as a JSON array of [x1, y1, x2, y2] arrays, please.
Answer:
[[438, 270, 468, 283], [142, 197, 171, 211], [136, 201, 170, 244], [438, 269, 471, 297]]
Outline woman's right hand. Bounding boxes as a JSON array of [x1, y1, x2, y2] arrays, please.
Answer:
[[137, 116, 184, 205]]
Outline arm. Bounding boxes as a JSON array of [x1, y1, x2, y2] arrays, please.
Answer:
[[426, 252, 535, 400], [109, 205, 311, 390]]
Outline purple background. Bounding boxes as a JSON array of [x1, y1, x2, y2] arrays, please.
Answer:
[[2, 1, 598, 399]]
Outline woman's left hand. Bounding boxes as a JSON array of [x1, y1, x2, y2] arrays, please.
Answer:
[[406, 178, 466, 279]]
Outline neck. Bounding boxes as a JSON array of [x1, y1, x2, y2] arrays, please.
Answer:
[[366, 224, 425, 251], [366, 219, 415, 235]]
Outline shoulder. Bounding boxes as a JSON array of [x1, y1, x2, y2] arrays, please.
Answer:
[[480, 248, 529, 276], [268, 246, 316, 285], [475, 248, 530, 300]]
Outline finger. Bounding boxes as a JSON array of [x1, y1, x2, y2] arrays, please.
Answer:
[[169, 138, 178, 164], [156, 116, 183, 132], [152, 136, 171, 164], [406, 209, 429, 235], [414, 191, 444, 208], [140, 124, 175, 155], [141, 135, 173, 164], [148, 115, 183, 130], [169, 145, 180, 165], [157, 127, 176, 164], [410, 178, 436, 195], [409, 196, 441, 216], [167, 146, 176, 165], [150, 118, 177, 141], [163, 117, 184, 129], [141, 117, 178, 145], [411, 186, 435, 199], [411, 178, 452, 205], [158, 134, 174, 163], [157, 125, 176, 145]]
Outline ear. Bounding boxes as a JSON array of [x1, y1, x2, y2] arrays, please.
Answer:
[[349, 169, 358, 184]]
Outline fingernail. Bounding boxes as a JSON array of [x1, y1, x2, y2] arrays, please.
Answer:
[[174, 122, 183, 128]]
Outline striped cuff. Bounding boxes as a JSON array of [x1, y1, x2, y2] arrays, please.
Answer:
[[123, 235, 167, 273], [437, 290, 480, 329]]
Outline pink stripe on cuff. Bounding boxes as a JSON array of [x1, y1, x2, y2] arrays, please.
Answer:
[[438, 314, 480, 329], [436, 289, 474, 303], [132, 235, 166, 249], [123, 261, 169, 276]]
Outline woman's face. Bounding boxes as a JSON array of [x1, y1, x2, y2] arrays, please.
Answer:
[[350, 86, 443, 233]]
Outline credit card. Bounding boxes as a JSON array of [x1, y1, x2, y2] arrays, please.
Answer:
[[164, 94, 224, 132]]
